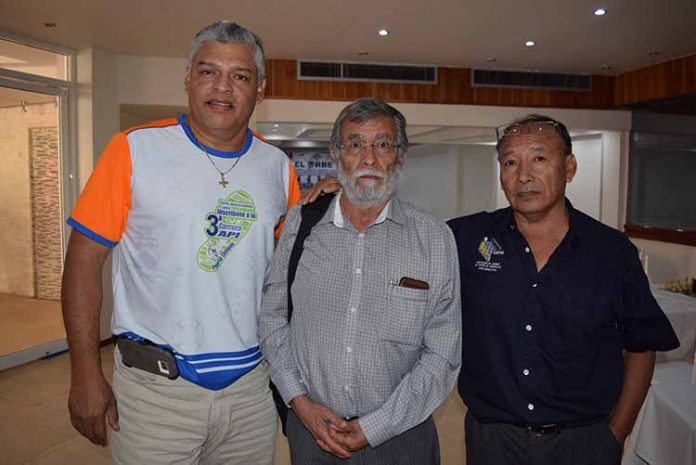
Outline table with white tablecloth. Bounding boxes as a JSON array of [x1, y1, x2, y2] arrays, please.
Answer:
[[630, 362, 696, 465], [621, 288, 696, 465], [651, 287, 696, 363]]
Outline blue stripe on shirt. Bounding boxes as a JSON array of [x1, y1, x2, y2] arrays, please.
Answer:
[[67, 218, 118, 247], [118, 332, 262, 390]]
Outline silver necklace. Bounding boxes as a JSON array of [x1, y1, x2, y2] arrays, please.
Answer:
[[199, 144, 243, 188]]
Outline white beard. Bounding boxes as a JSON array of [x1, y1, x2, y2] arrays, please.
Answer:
[[337, 158, 401, 207]]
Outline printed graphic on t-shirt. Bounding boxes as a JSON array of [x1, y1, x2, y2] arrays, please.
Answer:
[[197, 190, 257, 272]]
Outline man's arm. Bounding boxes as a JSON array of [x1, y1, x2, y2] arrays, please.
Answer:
[[61, 230, 118, 446], [259, 205, 308, 402], [353, 228, 462, 448], [259, 205, 351, 457], [609, 350, 655, 444]]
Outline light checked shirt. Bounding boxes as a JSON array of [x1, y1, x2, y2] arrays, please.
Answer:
[[259, 192, 461, 447]]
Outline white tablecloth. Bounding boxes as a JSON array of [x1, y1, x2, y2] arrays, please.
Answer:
[[651, 287, 696, 364], [626, 362, 696, 465]]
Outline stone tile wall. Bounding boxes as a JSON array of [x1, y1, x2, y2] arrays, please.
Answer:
[[29, 127, 62, 300]]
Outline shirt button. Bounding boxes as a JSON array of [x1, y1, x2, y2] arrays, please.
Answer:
[[532, 283, 538, 288], [355, 268, 362, 274], [346, 347, 352, 353], [524, 246, 530, 253], [527, 403, 535, 411], [344, 385, 350, 392], [350, 307, 357, 313], [358, 233, 364, 238], [523, 369, 530, 376], [525, 324, 533, 332]]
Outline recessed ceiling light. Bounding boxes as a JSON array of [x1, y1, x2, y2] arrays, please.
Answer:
[[594, 8, 607, 16], [42, 22, 57, 28], [601, 65, 612, 70], [647, 50, 660, 56], [378, 29, 389, 37], [357, 50, 369, 56], [273, 124, 279, 128], [485, 57, 497, 63], [525, 40, 536, 47]]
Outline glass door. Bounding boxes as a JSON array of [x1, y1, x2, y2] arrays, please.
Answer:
[[0, 84, 68, 368]]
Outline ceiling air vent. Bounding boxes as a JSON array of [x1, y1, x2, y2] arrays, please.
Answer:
[[472, 69, 591, 91], [298, 60, 437, 84]]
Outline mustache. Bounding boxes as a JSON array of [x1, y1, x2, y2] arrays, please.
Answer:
[[353, 168, 387, 180]]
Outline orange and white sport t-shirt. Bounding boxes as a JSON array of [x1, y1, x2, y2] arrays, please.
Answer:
[[68, 115, 300, 390]]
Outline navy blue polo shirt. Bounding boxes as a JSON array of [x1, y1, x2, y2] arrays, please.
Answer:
[[447, 201, 679, 427]]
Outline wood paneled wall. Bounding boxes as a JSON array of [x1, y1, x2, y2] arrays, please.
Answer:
[[264, 59, 615, 109], [614, 55, 696, 106], [264, 56, 696, 109]]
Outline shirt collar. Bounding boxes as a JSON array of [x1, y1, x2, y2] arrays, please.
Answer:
[[495, 197, 583, 240], [328, 190, 405, 229]]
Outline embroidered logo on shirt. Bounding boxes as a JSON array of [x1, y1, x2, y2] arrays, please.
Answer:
[[197, 190, 257, 272], [475, 236, 504, 272]]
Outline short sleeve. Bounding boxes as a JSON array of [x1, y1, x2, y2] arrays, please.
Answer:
[[616, 242, 680, 352], [67, 132, 132, 247], [274, 160, 301, 238]]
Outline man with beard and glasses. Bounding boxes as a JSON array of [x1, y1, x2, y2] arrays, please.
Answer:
[[259, 98, 461, 464]]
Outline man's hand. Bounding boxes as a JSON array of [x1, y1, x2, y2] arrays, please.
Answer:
[[290, 395, 351, 458], [68, 374, 119, 446], [300, 176, 341, 205], [609, 351, 655, 446], [331, 419, 369, 452]]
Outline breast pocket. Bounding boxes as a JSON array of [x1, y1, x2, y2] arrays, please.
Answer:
[[379, 285, 428, 346]]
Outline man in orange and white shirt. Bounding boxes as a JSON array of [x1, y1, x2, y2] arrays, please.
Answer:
[[61, 21, 299, 465]]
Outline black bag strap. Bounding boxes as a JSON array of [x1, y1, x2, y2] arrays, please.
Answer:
[[287, 193, 335, 321]]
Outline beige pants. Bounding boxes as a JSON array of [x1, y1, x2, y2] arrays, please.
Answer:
[[112, 347, 277, 465]]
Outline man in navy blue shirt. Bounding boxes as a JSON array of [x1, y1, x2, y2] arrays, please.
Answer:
[[447, 114, 679, 465]]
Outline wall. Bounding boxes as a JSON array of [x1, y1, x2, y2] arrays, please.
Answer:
[[0, 102, 58, 297], [615, 55, 696, 106], [569, 136, 603, 219], [75, 48, 120, 339], [264, 59, 616, 109], [457, 144, 497, 216], [29, 126, 62, 300], [116, 54, 188, 106], [397, 145, 461, 220]]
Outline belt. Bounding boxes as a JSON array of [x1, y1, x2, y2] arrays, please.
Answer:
[[526, 424, 565, 435]]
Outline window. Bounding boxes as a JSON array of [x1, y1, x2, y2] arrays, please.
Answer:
[[626, 130, 696, 245], [0, 37, 69, 80]]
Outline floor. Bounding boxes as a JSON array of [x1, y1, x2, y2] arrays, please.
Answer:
[[0, 293, 65, 357], [0, 345, 467, 465]]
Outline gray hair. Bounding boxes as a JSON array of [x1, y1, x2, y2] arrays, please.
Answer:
[[187, 21, 265, 82], [329, 98, 408, 160]]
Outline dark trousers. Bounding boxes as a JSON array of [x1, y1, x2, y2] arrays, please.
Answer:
[[465, 411, 622, 465], [287, 411, 440, 465]]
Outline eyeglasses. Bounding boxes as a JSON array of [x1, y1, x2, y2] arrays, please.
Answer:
[[496, 121, 560, 142], [338, 139, 401, 157]]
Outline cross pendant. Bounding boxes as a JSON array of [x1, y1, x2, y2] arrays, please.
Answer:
[[219, 174, 229, 188]]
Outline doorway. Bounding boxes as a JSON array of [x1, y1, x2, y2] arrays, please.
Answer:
[[0, 87, 66, 364], [0, 36, 74, 370]]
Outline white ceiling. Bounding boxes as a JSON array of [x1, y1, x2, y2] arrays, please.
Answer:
[[1, 0, 695, 76]]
